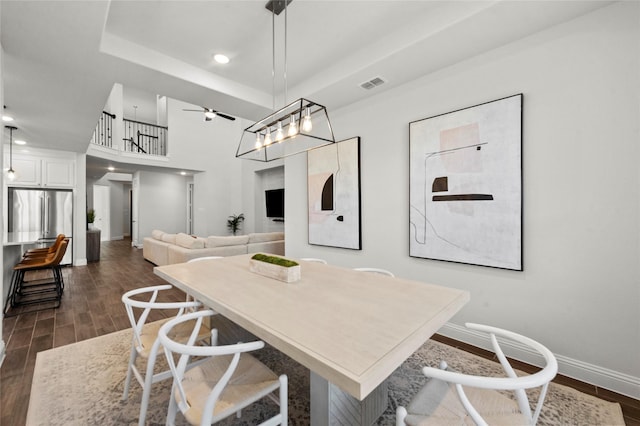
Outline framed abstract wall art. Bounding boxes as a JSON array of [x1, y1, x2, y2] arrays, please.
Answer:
[[409, 94, 523, 270], [308, 137, 362, 250]]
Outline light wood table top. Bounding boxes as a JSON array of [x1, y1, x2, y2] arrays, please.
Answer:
[[154, 254, 469, 400]]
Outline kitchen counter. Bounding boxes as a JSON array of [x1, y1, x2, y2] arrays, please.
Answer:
[[5, 232, 45, 246]]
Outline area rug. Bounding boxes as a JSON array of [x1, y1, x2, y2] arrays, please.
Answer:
[[27, 325, 624, 425]]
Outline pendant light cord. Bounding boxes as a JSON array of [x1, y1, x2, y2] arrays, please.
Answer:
[[271, 7, 276, 111], [284, 0, 288, 105], [9, 127, 13, 169]]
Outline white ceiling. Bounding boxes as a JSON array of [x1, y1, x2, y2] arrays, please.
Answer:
[[1, 0, 612, 156]]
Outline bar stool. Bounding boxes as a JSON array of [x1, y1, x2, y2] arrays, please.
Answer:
[[3, 239, 68, 316]]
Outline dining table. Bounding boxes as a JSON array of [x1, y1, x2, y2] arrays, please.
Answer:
[[154, 253, 470, 425]]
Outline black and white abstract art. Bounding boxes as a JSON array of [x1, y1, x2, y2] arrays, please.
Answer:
[[308, 137, 362, 250], [409, 94, 522, 270]]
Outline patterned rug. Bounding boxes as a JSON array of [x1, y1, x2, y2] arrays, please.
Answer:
[[27, 325, 624, 425]]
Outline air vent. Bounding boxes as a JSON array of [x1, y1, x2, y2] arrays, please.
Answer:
[[359, 76, 386, 90]]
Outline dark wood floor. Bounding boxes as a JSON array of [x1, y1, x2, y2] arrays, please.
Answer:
[[1, 238, 638, 425], [0, 238, 185, 426]]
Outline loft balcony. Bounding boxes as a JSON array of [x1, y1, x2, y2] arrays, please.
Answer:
[[88, 110, 170, 167]]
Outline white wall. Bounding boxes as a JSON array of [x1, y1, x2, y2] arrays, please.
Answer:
[[0, 23, 5, 362], [138, 170, 189, 238], [285, 2, 639, 396], [166, 98, 246, 237]]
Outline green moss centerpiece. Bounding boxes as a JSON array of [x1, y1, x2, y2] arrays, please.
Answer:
[[250, 253, 301, 283]]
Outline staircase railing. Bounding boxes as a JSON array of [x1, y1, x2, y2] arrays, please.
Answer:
[[90, 111, 115, 148], [123, 118, 167, 156], [90, 112, 168, 157]]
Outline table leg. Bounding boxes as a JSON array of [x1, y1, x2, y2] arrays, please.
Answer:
[[310, 371, 388, 426]]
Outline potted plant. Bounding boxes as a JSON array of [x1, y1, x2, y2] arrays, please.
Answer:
[[87, 208, 96, 230], [227, 213, 245, 235], [249, 253, 301, 283]]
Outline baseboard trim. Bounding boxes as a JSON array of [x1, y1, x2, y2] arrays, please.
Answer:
[[440, 322, 640, 399], [0, 339, 5, 368], [74, 258, 88, 266]]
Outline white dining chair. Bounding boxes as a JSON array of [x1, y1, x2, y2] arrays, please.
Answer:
[[159, 309, 288, 425], [300, 257, 328, 264], [185, 256, 223, 304], [396, 323, 558, 426], [353, 267, 395, 277], [187, 256, 224, 263], [121, 284, 216, 426]]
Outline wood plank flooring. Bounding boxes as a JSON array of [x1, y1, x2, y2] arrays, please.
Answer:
[[1, 237, 638, 425], [1, 238, 185, 426]]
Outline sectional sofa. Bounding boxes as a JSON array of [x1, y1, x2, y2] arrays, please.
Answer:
[[143, 230, 285, 266]]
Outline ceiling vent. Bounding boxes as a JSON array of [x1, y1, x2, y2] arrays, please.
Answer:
[[359, 76, 386, 90]]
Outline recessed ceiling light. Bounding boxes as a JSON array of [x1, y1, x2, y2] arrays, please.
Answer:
[[213, 54, 230, 64], [180, 171, 187, 176], [108, 166, 115, 171], [2, 115, 14, 122], [15, 140, 26, 145]]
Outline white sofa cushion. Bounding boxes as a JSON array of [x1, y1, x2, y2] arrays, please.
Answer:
[[151, 229, 165, 240], [176, 233, 205, 249], [143, 236, 171, 266], [248, 232, 284, 243], [161, 233, 177, 244], [206, 235, 250, 248]]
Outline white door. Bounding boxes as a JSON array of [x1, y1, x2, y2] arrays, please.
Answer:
[[93, 185, 111, 241], [131, 173, 140, 247]]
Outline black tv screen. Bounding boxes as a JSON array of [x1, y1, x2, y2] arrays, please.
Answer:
[[265, 189, 285, 218]]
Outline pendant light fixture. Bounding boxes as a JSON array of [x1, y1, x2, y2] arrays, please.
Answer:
[[5, 125, 17, 181], [236, 0, 335, 162]]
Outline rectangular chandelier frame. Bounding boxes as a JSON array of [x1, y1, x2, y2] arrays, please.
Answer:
[[236, 98, 335, 162]]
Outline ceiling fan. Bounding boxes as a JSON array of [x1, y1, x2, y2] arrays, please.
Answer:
[[182, 107, 236, 122]]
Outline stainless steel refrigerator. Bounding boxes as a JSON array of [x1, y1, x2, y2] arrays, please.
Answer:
[[7, 187, 73, 265]]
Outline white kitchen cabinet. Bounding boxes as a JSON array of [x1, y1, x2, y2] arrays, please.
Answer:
[[42, 159, 75, 187], [5, 153, 75, 188], [10, 156, 41, 186]]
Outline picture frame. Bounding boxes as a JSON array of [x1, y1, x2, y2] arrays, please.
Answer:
[[308, 136, 362, 250], [409, 94, 523, 270]]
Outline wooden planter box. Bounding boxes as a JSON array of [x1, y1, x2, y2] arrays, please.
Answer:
[[249, 258, 301, 283]]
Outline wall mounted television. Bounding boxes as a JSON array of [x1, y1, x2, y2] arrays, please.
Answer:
[[265, 188, 285, 218]]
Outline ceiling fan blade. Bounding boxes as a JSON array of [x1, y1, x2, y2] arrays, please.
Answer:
[[182, 107, 235, 121], [215, 112, 236, 121]]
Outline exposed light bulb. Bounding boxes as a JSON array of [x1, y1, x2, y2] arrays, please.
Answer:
[[7, 168, 16, 181], [264, 128, 272, 145], [302, 107, 312, 132], [275, 121, 284, 142], [288, 114, 298, 136], [255, 133, 262, 149]]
